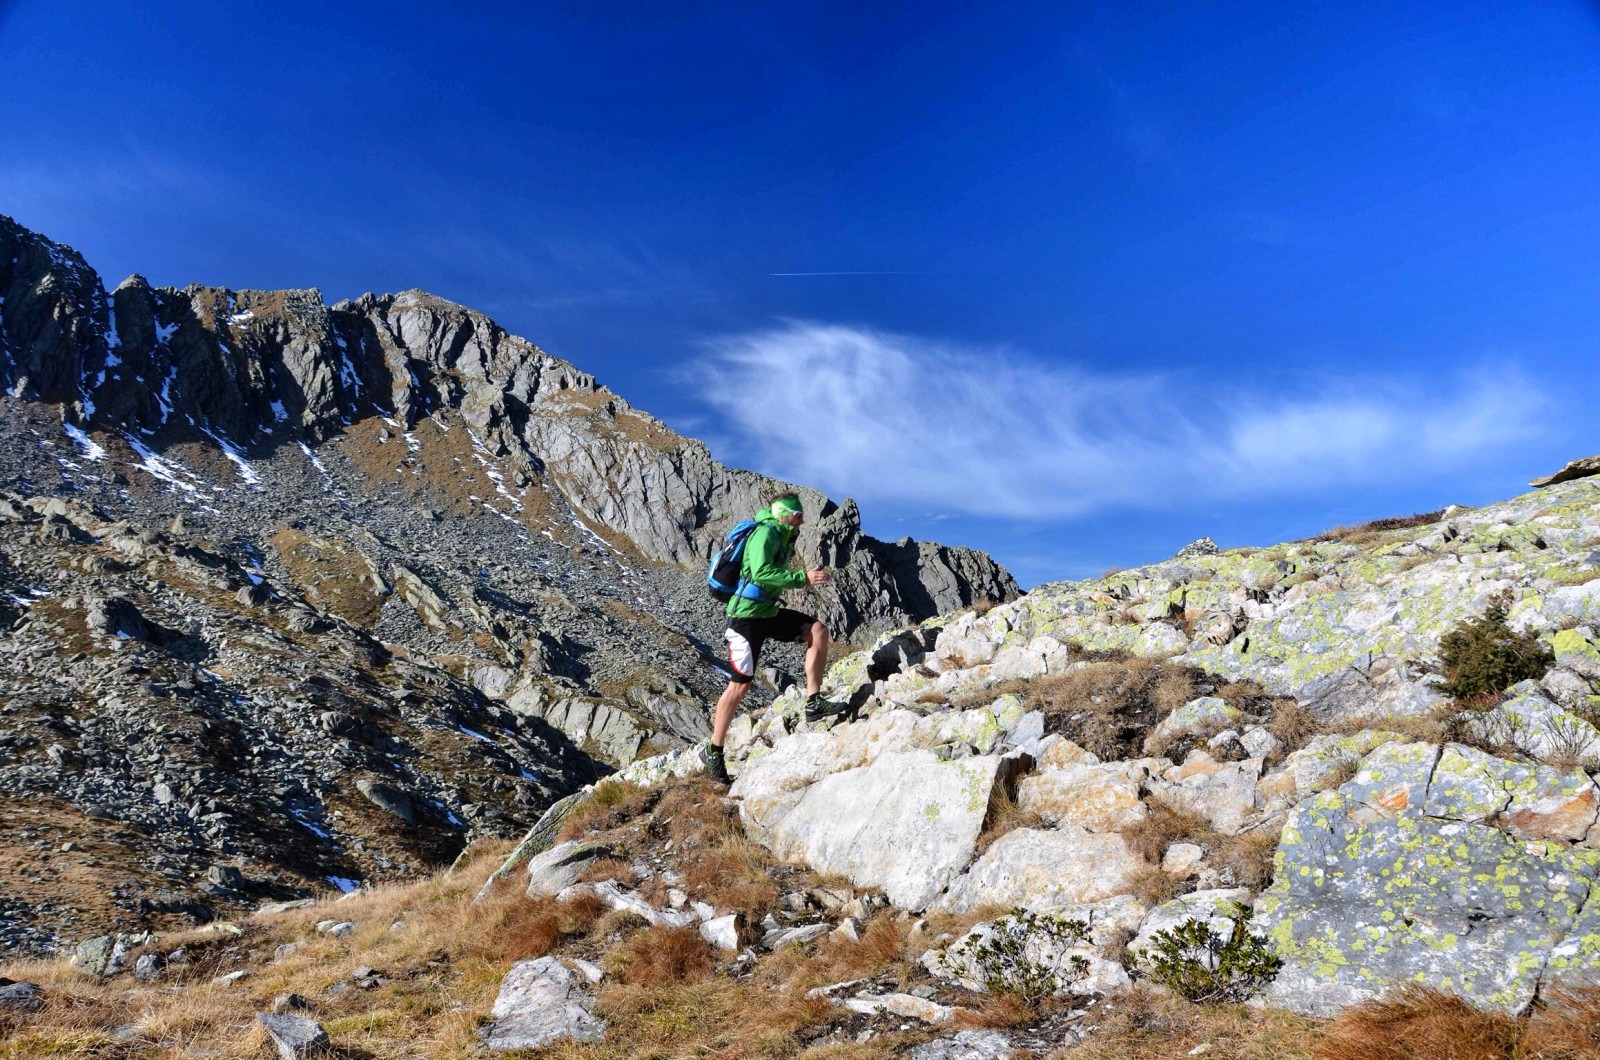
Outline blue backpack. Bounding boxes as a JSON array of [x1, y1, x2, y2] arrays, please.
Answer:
[[707, 520, 768, 603]]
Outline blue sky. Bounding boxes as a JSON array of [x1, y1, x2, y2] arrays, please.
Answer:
[[2, 1, 1597, 587]]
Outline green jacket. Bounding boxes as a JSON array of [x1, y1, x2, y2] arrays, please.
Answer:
[[726, 507, 807, 619]]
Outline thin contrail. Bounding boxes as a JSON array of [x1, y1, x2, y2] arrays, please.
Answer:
[[768, 271, 919, 277]]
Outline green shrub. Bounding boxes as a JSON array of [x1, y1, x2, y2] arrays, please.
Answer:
[[938, 909, 1092, 1004], [1436, 592, 1554, 700], [1134, 906, 1282, 1003]]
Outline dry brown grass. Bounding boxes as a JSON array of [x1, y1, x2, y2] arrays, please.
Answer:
[[609, 924, 716, 987], [1122, 803, 1211, 865], [1268, 699, 1321, 755], [0, 841, 536, 1059], [466, 888, 608, 964], [1315, 985, 1521, 1060], [1055, 987, 1322, 1059], [1125, 864, 1187, 907], [1315, 982, 1600, 1060], [1024, 656, 1201, 761], [1524, 984, 1600, 1057], [975, 784, 1048, 856], [1306, 510, 1447, 547], [1120, 802, 1279, 891]]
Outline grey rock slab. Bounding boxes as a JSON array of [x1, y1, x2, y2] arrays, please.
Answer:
[[757, 748, 1004, 910], [482, 955, 606, 1051], [938, 826, 1143, 913], [1146, 758, 1264, 836], [761, 923, 830, 950], [842, 992, 958, 1022], [701, 914, 741, 951], [353, 777, 415, 822], [1146, 697, 1243, 753], [256, 1013, 332, 1059], [911, 1030, 1015, 1059], [524, 840, 608, 897]]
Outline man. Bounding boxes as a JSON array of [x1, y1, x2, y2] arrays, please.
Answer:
[[701, 493, 844, 784]]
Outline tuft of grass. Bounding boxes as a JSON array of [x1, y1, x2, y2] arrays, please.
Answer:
[[1267, 700, 1321, 757], [609, 924, 716, 987], [1306, 510, 1448, 547]]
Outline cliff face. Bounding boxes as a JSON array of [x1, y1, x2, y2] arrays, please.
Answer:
[[0, 215, 1015, 953]]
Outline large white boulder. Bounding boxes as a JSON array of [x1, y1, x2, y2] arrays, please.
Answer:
[[759, 748, 1006, 910], [938, 826, 1143, 913]]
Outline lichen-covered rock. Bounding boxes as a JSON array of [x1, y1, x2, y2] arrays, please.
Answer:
[[1257, 786, 1600, 1016], [1146, 697, 1242, 753], [1466, 689, 1600, 769], [1424, 744, 1598, 842], [482, 956, 606, 1050]]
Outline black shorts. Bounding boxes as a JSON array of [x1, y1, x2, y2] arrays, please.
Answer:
[[724, 608, 817, 683]]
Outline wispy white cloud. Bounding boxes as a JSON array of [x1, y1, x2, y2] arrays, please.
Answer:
[[695, 321, 1550, 518]]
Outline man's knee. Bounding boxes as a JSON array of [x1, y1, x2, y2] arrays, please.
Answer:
[[806, 621, 831, 648]]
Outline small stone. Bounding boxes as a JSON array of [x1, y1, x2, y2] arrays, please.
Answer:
[[72, 936, 117, 977], [275, 942, 307, 962], [134, 954, 163, 982], [256, 1012, 332, 1059], [272, 993, 314, 1014], [700, 913, 741, 951], [1162, 843, 1205, 875], [213, 970, 251, 987], [0, 981, 44, 1013]]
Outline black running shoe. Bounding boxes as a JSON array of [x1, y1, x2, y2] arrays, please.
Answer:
[[700, 742, 731, 785], [803, 693, 849, 724]]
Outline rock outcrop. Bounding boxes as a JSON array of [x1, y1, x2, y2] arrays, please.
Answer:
[[598, 471, 1600, 1017]]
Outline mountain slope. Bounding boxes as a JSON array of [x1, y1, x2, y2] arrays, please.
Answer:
[[0, 216, 1016, 953]]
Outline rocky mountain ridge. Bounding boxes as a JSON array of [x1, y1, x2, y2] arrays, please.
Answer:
[[0, 215, 1014, 955]]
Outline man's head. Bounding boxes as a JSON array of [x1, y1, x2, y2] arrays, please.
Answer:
[[771, 494, 804, 527]]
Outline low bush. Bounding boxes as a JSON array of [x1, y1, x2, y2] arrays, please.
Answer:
[[1134, 907, 1282, 1003], [1436, 592, 1553, 700], [937, 909, 1092, 1005]]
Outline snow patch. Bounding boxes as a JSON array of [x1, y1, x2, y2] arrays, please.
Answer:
[[228, 311, 254, 324], [456, 724, 494, 744], [269, 400, 288, 423], [325, 875, 361, 893], [201, 429, 263, 489]]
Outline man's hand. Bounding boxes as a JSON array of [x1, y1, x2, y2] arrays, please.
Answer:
[[806, 568, 832, 586]]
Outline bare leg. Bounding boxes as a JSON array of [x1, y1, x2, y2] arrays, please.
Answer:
[[712, 680, 750, 746], [802, 621, 831, 698]]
